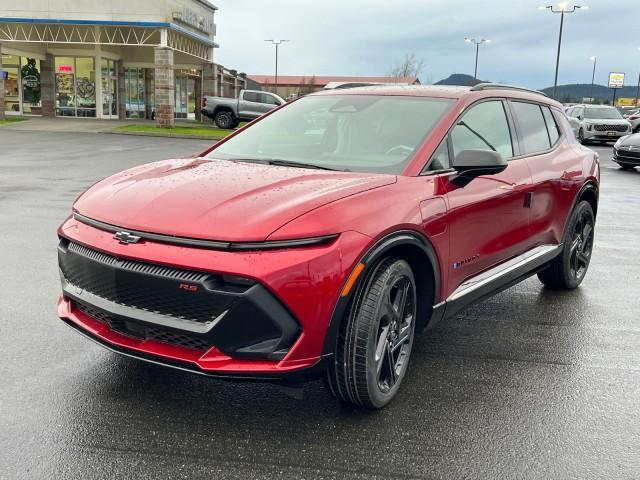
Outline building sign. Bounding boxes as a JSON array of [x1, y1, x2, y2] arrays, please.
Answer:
[[608, 72, 625, 89], [57, 65, 74, 73], [172, 8, 215, 35]]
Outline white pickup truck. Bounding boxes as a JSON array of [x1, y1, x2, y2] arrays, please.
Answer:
[[202, 90, 285, 129]]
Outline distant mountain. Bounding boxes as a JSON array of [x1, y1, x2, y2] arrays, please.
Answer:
[[434, 73, 484, 86], [539, 83, 639, 103], [432, 74, 639, 103]]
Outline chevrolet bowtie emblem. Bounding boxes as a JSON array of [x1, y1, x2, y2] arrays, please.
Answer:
[[114, 231, 142, 244]]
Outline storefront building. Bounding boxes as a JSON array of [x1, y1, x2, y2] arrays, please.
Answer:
[[0, 0, 246, 126]]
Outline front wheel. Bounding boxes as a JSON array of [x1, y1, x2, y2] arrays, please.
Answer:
[[538, 201, 595, 289], [326, 258, 417, 409], [578, 128, 587, 144], [616, 162, 635, 170]]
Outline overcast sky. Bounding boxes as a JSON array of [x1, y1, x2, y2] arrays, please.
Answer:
[[212, 0, 639, 89]]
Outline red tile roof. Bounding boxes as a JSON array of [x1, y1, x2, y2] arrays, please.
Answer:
[[247, 75, 420, 86]]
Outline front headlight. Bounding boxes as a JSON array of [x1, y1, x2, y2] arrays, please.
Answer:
[[585, 123, 593, 131]]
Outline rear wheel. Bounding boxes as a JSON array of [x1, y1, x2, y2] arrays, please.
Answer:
[[214, 110, 236, 129], [538, 201, 595, 289], [326, 258, 417, 409]]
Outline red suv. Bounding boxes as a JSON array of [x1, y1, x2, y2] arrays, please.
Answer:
[[57, 84, 599, 408]]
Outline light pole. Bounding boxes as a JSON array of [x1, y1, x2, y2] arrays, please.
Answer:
[[589, 56, 597, 102], [635, 47, 640, 108], [464, 37, 491, 82], [539, 3, 588, 100], [264, 39, 289, 96]]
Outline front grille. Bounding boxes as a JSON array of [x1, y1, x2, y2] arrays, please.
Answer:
[[594, 124, 628, 132], [59, 241, 249, 324], [76, 301, 211, 351], [615, 147, 640, 160]]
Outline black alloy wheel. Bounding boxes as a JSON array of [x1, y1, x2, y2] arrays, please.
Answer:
[[327, 257, 417, 408]]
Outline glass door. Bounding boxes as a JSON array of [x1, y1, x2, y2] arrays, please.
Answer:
[[101, 59, 118, 119]]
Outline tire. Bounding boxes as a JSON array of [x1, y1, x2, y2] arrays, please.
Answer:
[[617, 163, 635, 170], [538, 201, 595, 290], [326, 257, 417, 409], [578, 128, 587, 145], [214, 110, 236, 129]]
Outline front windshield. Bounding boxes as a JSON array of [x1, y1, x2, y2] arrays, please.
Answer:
[[207, 95, 454, 174], [584, 107, 624, 120]]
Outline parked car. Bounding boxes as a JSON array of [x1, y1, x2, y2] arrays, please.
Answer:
[[202, 89, 285, 129], [613, 133, 640, 170], [566, 104, 632, 144], [57, 83, 599, 409], [622, 109, 640, 133]]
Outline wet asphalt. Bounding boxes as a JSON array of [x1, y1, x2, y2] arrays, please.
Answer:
[[0, 131, 638, 480]]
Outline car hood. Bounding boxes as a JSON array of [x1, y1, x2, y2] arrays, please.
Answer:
[[585, 118, 629, 124], [73, 158, 396, 242], [616, 133, 640, 147]]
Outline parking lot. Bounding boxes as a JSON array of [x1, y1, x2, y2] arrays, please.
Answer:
[[1, 130, 638, 479]]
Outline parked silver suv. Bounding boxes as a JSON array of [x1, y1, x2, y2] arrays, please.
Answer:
[[566, 105, 632, 144]]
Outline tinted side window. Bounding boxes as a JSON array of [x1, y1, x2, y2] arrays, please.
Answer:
[[243, 91, 260, 102], [511, 102, 551, 154], [450, 101, 513, 160], [542, 107, 560, 145]]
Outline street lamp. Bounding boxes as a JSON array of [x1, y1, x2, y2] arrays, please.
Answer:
[[264, 39, 290, 95], [635, 46, 640, 108], [539, 3, 589, 100], [589, 56, 597, 103], [464, 37, 491, 82]]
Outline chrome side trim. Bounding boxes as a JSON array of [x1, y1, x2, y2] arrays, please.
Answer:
[[445, 244, 562, 313]]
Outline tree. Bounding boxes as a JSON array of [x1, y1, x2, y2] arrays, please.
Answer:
[[389, 53, 425, 80]]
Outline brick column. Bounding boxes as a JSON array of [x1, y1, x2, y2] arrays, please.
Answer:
[[201, 63, 216, 123], [154, 47, 174, 128], [40, 54, 56, 117], [0, 44, 4, 120], [117, 60, 126, 119]]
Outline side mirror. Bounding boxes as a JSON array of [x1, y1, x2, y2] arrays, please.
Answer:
[[451, 149, 507, 187]]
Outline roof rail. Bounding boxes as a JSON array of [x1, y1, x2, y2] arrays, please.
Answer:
[[470, 83, 548, 97]]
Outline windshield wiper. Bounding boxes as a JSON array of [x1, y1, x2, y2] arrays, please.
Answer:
[[229, 157, 349, 172]]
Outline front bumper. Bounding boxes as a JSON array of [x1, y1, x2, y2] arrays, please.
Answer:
[[57, 216, 370, 378], [613, 148, 640, 166], [583, 129, 629, 141]]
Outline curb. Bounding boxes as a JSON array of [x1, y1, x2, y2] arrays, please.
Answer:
[[103, 130, 225, 141]]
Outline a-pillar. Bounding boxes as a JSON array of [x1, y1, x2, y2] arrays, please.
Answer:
[[0, 43, 4, 120], [154, 47, 175, 128], [40, 54, 56, 117]]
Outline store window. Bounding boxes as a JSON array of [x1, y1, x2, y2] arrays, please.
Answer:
[[55, 57, 96, 117], [21, 57, 41, 115], [3, 55, 20, 114]]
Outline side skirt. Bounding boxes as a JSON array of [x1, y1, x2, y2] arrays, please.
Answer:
[[428, 244, 562, 326]]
